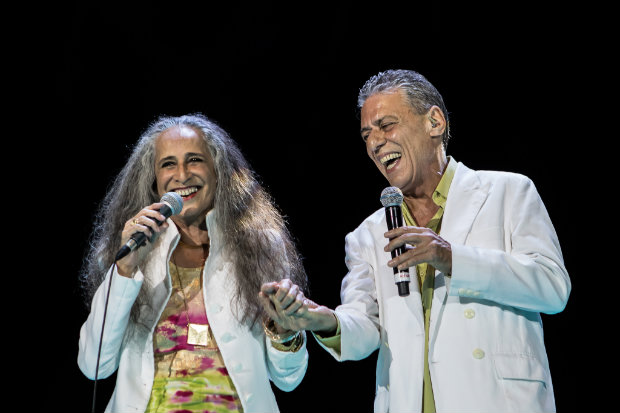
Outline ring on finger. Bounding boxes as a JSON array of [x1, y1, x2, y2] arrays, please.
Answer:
[[132, 218, 139, 225]]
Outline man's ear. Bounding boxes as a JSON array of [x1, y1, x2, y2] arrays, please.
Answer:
[[427, 105, 447, 137]]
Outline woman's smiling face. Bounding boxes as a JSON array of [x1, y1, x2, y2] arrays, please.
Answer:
[[154, 125, 217, 225]]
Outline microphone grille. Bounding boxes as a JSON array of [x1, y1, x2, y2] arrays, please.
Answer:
[[380, 186, 403, 207], [161, 192, 184, 215]]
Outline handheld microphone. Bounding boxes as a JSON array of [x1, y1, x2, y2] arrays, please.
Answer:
[[380, 187, 410, 297], [115, 192, 184, 261]]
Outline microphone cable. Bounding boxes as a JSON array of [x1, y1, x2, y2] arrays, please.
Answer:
[[91, 261, 117, 413], [88, 193, 182, 412]]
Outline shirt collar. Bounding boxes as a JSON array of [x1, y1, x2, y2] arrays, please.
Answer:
[[431, 156, 457, 208], [401, 156, 457, 228]]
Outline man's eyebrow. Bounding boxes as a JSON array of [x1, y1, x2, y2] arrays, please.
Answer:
[[360, 115, 398, 134]]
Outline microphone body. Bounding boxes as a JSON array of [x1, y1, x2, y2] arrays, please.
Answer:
[[380, 187, 411, 297], [115, 192, 184, 262]]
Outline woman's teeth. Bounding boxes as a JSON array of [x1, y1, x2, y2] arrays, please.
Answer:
[[175, 187, 198, 197]]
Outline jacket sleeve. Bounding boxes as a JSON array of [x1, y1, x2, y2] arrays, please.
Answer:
[[450, 176, 571, 314], [258, 229, 309, 392], [318, 229, 381, 362], [77, 265, 143, 379], [264, 331, 309, 392]]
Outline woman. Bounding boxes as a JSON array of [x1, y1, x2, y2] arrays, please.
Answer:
[[78, 114, 309, 413]]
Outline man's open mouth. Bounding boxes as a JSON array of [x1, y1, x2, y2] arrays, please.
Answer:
[[380, 153, 402, 170]]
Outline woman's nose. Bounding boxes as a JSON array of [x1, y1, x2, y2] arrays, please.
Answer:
[[174, 163, 190, 183]]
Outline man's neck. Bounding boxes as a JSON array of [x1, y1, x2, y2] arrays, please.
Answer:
[[402, 154, 448, 227], [403, 195, 439, 228]]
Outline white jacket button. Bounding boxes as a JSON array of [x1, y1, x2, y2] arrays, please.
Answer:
[[464, 308, 475, 319], [208, 303, 223, 314], [472, 348, 485, 359], [220, 332, 236, 343]]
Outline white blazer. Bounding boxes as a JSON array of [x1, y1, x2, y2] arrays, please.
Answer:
[[318, 162, 570, 413], [78, 210, 308, 413]]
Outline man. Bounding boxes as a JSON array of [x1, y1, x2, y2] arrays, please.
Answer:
[[261, 69, 570, 413]]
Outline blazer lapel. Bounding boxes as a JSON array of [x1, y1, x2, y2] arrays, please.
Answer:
[[430, 162, 490, 341], [139, 221, 179, 328], [373, 213, 425, 332], [440, 162, 489, 246]]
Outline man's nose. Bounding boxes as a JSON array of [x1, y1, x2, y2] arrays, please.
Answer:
[[367, 130, 386, 155]]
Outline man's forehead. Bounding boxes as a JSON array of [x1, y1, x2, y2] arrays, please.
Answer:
[[361, 90, 409, 122]]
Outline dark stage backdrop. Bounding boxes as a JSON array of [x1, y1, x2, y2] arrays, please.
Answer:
[[37, 1, 589, 412]]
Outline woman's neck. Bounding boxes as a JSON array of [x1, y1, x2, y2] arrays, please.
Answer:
[[172, 220, 210, 268], [172, 213, 210, 245]]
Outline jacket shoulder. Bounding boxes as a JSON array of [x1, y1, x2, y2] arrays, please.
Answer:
[[467, 165, 534, 187], [348, 208, 385, 236], [455, 162, 536, 195]]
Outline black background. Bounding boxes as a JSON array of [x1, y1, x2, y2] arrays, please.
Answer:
[[31, 1, 595, 411]]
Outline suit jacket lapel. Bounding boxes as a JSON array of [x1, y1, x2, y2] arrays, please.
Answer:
[[372, 214, 425, 332], [440, 162, 489, 246], [430, 162, 490, 341]]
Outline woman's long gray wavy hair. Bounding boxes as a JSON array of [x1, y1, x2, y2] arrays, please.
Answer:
[[79, 113, 307, 327]]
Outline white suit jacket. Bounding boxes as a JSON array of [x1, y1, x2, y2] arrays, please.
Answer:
[[78, 210, 308, 412], [317, 162, 570, 413]]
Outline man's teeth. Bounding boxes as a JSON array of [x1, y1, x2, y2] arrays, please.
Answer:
[[380, 153, 402, 169], [175, 187, 198, 197]]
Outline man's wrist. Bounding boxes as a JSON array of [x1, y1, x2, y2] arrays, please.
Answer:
[[313, 310, 339, 337]]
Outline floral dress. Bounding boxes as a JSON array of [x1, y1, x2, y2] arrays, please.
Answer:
[[145, 263, 243, 413]]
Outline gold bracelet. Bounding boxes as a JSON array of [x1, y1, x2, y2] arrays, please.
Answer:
[[263, 318, 300, 344], [271, 331, 304, 352]]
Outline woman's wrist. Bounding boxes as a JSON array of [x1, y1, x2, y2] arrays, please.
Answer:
[[116, 261, 137, 278], [263, 318, 299, 343]]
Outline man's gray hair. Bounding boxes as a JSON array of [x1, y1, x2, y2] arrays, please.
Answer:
[[358, 69, 451, 148]]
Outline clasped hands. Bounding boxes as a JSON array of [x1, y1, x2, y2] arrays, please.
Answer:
[[259, 226, 452, 337], [259, 279, 336, 336]]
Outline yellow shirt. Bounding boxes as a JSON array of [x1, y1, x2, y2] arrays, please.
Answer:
[[401, 157, 456, 413], [317, 157, 457, 413]]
